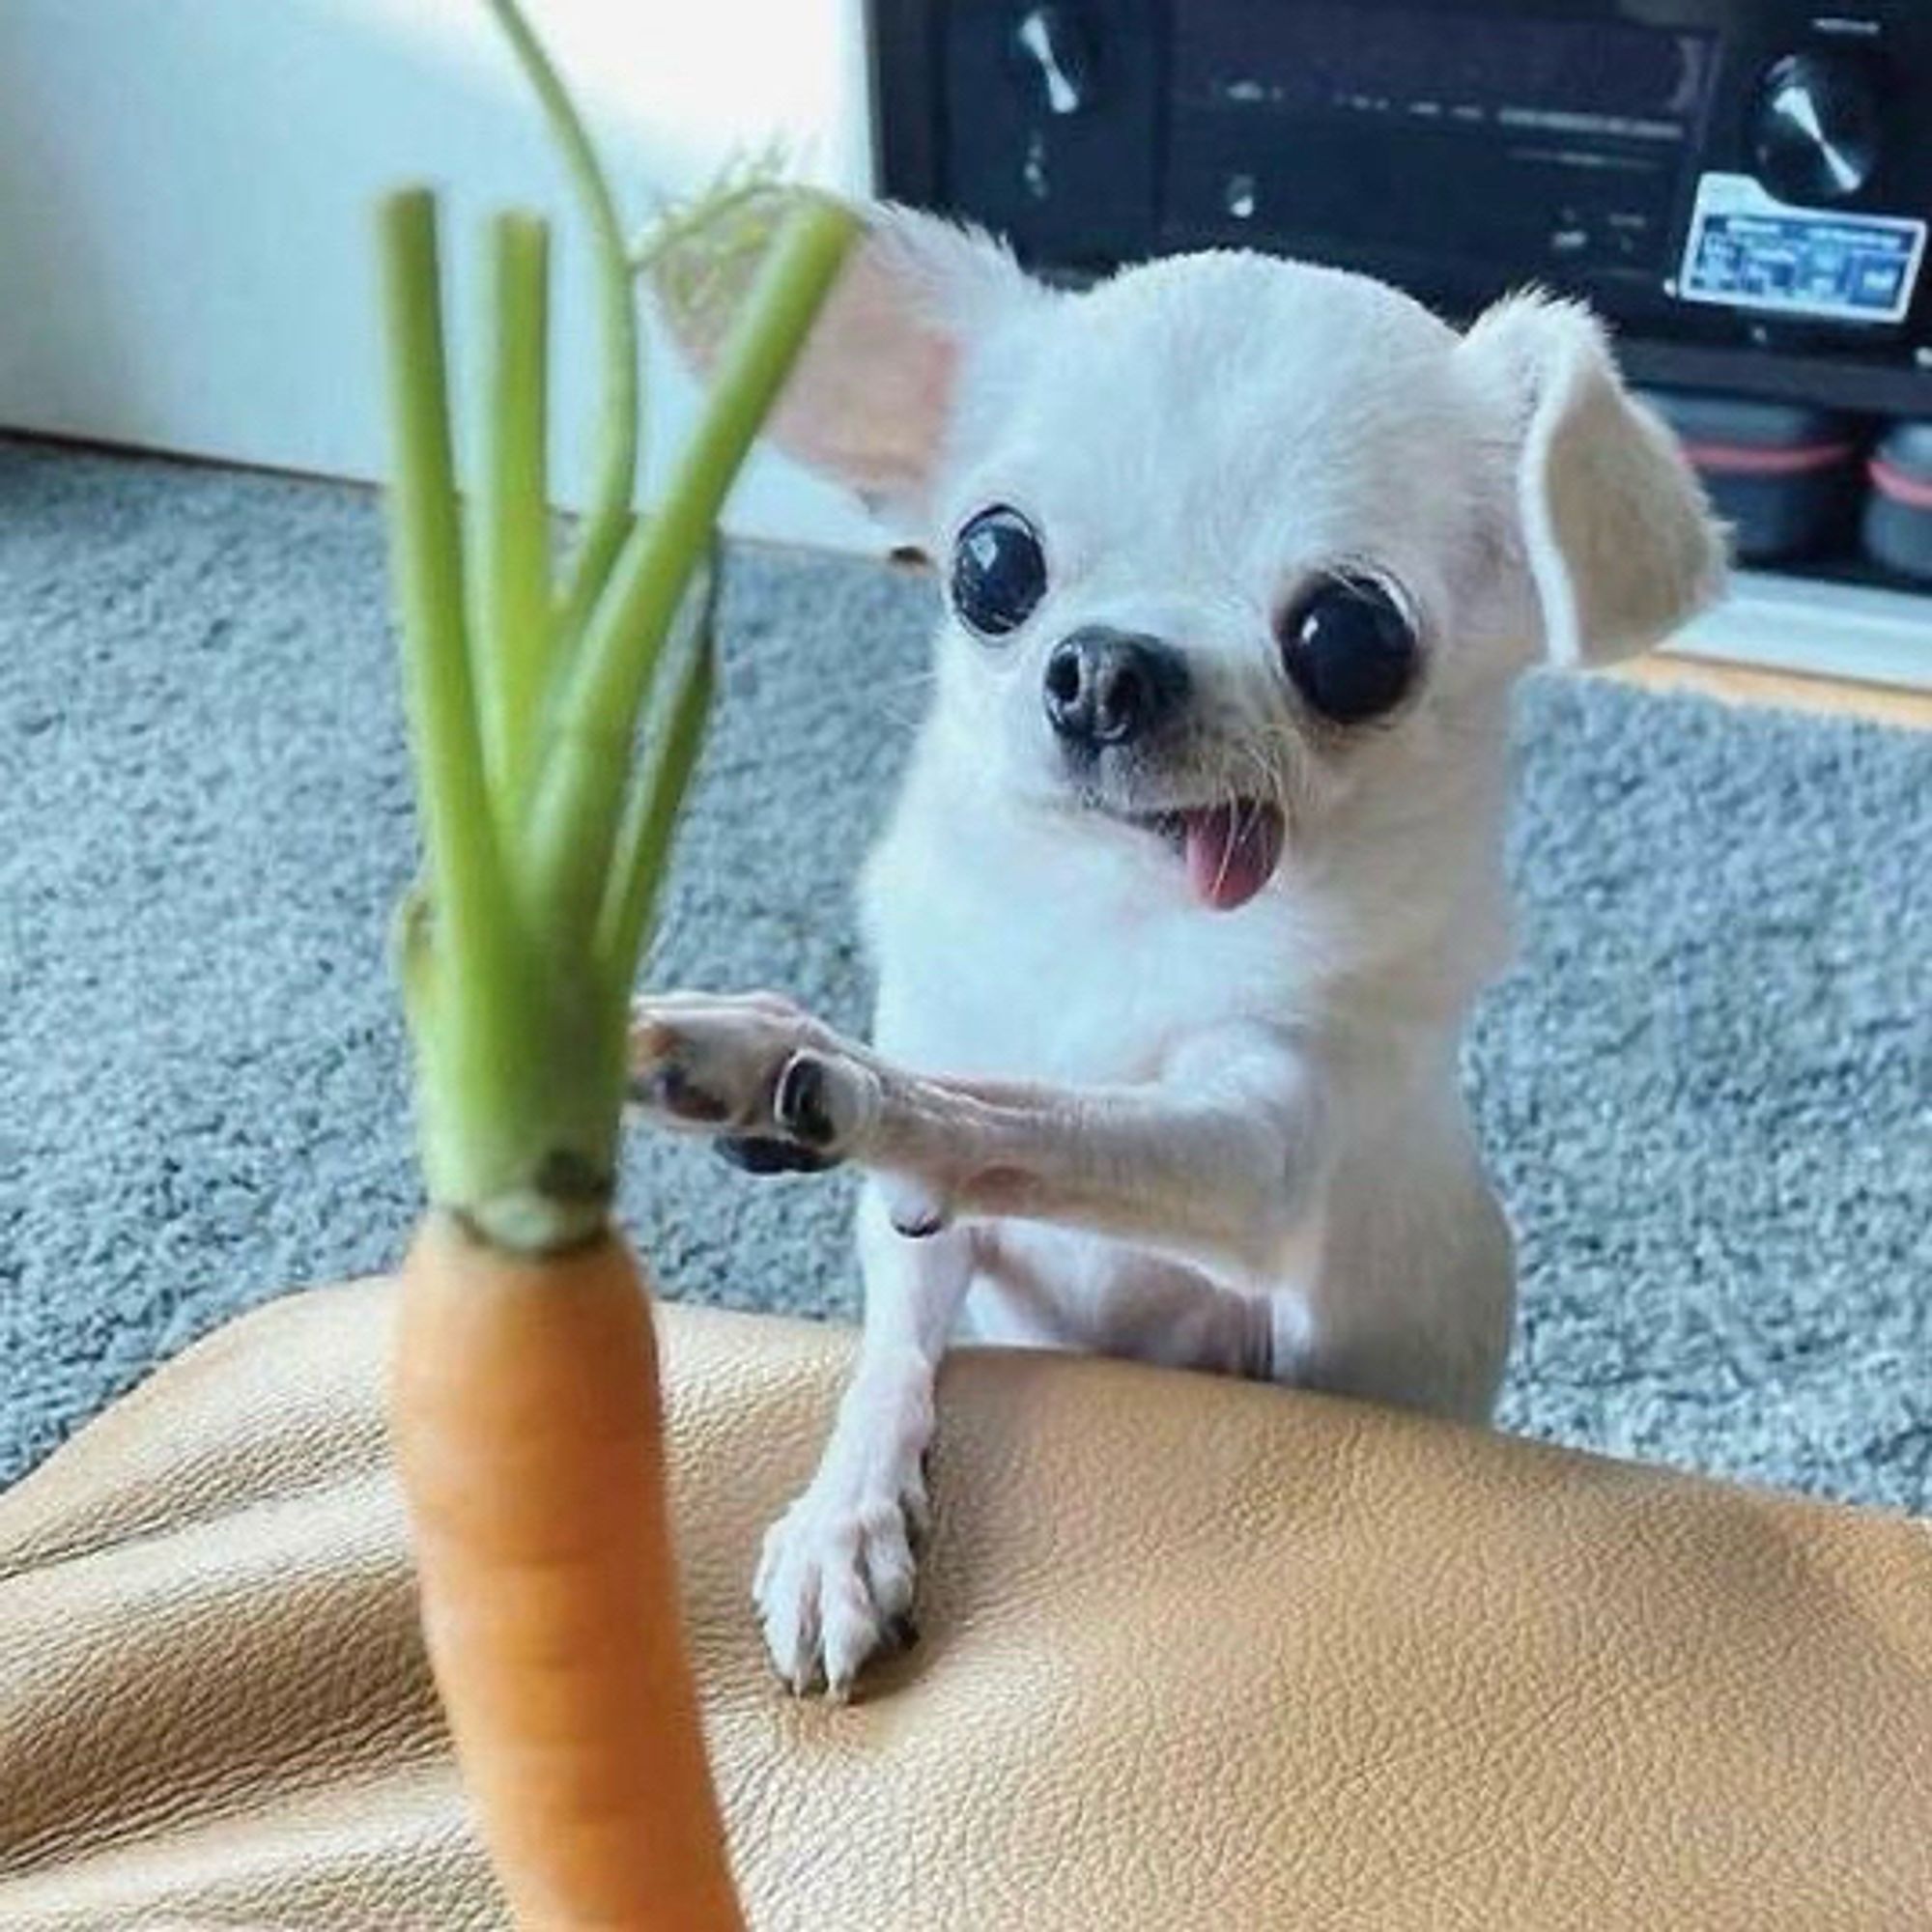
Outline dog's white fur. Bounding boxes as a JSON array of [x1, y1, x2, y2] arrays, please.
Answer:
[[629, 209, 1725, 1695]]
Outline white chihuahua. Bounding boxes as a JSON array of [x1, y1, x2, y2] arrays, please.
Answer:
[[627, 207, 1725, 1696]]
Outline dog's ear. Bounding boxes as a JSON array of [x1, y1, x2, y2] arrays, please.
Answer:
[[650, 194, 1044, 519], [1459, 293, 1727, 667]]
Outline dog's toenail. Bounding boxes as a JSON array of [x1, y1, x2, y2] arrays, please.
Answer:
[[777, 1054, 838, 1147]]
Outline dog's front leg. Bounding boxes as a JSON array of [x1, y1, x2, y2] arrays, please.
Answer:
[[629, 993, 1322, 1288], [752, 1183, 973, 1696]]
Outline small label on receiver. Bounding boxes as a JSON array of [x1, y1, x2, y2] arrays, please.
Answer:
[[1678, 172, 1923, 325]]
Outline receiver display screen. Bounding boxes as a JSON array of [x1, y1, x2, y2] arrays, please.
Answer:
[[1175, 2, 1714, 137]]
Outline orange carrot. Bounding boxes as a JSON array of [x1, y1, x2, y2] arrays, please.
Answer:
[[394, 1215, 738, 1930], [369, 6, 857, 1920]]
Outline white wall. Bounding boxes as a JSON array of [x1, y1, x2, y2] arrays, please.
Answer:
[[0, 0, 882, 552]]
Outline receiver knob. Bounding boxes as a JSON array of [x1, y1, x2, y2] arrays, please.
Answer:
[[1751, 51, 1881, 205], [1010, 6, 1095, 117]]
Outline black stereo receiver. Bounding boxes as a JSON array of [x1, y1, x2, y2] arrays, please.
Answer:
[[868, 0, 1932, 418]]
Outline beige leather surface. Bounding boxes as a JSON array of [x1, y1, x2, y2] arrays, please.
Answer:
[[1, 1276, 1928, 1930]]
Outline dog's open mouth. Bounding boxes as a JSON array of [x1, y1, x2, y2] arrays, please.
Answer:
[[1123, 800, 1286, 913]]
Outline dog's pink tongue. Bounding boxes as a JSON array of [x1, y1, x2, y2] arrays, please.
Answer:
[[1182, 804, 1284, 912]]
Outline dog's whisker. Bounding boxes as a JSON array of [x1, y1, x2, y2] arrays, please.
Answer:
[[1221, 738, 1288, 836], [1208, 772, 1243, 901]]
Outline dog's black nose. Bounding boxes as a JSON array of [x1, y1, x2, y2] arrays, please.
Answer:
[[1042, 629, 1190, 750]]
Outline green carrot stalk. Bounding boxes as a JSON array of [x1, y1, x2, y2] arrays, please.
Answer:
[[478, 0, 638, 654], [379, 191, 500, 965], [474, 210, 552, 821], [595, 562, 721, 984]]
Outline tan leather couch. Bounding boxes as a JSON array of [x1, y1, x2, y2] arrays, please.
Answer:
[[2, 1277, 1927, 1928]]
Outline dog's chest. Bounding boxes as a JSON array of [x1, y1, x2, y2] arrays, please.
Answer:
[[861, 813, 1303, 1083]]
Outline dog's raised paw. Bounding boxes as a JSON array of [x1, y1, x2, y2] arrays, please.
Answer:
[[626, 994, 880, 1169]]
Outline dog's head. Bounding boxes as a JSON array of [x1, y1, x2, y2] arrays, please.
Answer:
[[666, 203, 1725, 912]]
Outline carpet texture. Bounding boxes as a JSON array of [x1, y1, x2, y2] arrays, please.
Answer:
[[2, 439, 1927, 1508]]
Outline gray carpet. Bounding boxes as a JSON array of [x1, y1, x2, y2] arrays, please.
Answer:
[[3, 438, 1928, 1509]]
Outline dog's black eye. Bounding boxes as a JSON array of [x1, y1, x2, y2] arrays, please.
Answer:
[[952, 506, 1046, 639], [1277, 576, 1418, 724]]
